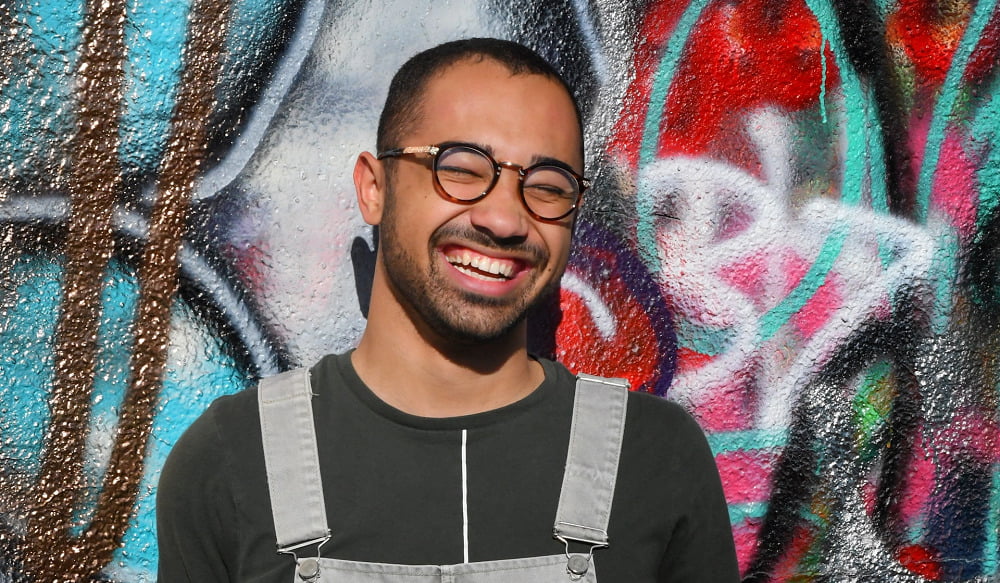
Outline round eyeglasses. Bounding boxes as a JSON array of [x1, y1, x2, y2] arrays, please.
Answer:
[[376, 142, 589, 221]]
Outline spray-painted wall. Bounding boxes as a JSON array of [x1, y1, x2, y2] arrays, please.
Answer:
[[1, 0, 997, 581]]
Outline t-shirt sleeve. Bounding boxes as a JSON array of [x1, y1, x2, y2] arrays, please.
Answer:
[[156, 401, 239, 582], [654, 402, 739, 583]]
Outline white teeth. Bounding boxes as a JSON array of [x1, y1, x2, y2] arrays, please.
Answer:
[[446, 250, 515, 279], [454, 265, 501, 282], [494, 260, 514, 277]]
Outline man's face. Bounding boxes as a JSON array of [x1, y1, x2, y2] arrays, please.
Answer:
[[377, 59, 582, 344]]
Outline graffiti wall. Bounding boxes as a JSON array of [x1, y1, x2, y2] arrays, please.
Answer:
[[0, 0, 997, 580]]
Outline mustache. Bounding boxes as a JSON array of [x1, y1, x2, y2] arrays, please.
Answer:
[[431, 224, 548, 264]]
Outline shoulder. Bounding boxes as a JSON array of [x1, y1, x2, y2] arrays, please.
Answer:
[[619, 389, 718, 477], [159, 386, 261, 490], [156, 387, 261, 566], [157, 384, 277, 581], [545, 364, 706, 440], [549, 366, 714, 469], [563, 367, 705, 442], [625, 390, 706, 440], [190, 385, 262, 444], [561, 373, 719, 488]]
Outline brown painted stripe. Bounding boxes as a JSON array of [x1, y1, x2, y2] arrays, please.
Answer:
[[23, 0, 127, 579], [0, 4, 24, 202], [79, 0, 233, 574], [20, 0, 232, 578]]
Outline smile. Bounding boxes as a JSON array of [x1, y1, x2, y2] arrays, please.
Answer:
[[444, 249, 517, 281]]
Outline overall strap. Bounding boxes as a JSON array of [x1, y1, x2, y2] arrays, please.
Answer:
[[553, 373, 629, 548], [258, 368, 331, 552]]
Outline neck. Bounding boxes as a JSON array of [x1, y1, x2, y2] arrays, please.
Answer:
[[352, 274, 544, 418]]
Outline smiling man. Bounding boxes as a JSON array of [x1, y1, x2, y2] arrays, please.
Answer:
[[156, 38, 738, 583]]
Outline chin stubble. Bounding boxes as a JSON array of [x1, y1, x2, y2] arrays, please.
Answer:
[[378, 192, 559, 344]]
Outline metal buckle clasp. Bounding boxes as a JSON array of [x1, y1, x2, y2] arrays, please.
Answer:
[[277, 533, 331, 582], [554, 531, 609, 581]]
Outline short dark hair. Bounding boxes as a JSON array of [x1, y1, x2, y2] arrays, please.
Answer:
[[376, 38, 583, 156]]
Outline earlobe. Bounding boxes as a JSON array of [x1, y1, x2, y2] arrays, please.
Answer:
[[354, 151, 386, 225]]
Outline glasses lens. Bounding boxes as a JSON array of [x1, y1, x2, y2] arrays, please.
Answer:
[[523, 166, 579, 219], [434, 146, 495, 201]]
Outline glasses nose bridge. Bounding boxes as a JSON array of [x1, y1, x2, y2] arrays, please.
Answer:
[[486, 158, 528, 201], [482, 159, 530, 219], [494, 159, 528, 183]]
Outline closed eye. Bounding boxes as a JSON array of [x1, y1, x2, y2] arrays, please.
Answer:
[[525, 184, 574, 200], [438, 165, 489, 182]]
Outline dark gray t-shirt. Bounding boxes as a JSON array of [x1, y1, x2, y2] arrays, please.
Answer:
[[156, 353, 738, 582]]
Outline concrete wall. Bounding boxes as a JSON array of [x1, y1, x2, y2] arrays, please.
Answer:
[[1, 0, 997, 580]]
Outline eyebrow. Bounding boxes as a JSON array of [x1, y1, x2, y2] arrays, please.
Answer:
[[531, 155, 577, 173], [454, 140, 579, 172]]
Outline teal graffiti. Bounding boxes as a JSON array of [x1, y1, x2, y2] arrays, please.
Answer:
[[0, 251, 252, 578], [915, 0, 999, 223], [758, 224, 850, 342], [636, 0, 710, 273]]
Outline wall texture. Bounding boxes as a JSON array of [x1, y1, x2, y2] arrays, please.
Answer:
[[0, 0, 998, 581]]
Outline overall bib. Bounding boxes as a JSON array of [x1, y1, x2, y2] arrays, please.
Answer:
[[258, 369, 629, 583]]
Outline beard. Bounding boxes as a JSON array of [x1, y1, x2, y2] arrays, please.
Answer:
[[378, 190, 561, 345]]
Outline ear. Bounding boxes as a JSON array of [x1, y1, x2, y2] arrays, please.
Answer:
[[354, 151, 386, 225]]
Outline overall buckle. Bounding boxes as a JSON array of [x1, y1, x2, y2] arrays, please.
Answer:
[[553, 523, 609, 581], [277, 533, 331, 582]]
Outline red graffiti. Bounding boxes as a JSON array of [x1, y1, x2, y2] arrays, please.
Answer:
[[887, 0, 1000, 88], [555, 261, 664, 392], [897, 544, 944, 579], [610, 0, 840, 167]]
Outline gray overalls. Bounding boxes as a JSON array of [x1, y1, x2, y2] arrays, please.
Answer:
[[258, 369, 629, 583]]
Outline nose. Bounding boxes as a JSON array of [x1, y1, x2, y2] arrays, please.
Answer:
[[467, 167, 529, 242]]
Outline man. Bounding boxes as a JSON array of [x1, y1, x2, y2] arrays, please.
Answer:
[[156, 38, 739, 582]]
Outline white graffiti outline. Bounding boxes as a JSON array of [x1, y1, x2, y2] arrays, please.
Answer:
[[561, 270, 618, 341], [640, 108, 939, 429]]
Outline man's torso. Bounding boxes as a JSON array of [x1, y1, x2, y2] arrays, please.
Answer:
[[156, 352, 737, 582]]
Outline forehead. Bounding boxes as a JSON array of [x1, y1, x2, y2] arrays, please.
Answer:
[[408, 59, 583, 167]]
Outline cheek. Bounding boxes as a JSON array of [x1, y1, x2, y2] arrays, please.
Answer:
[[545, 230, 573, 272]]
